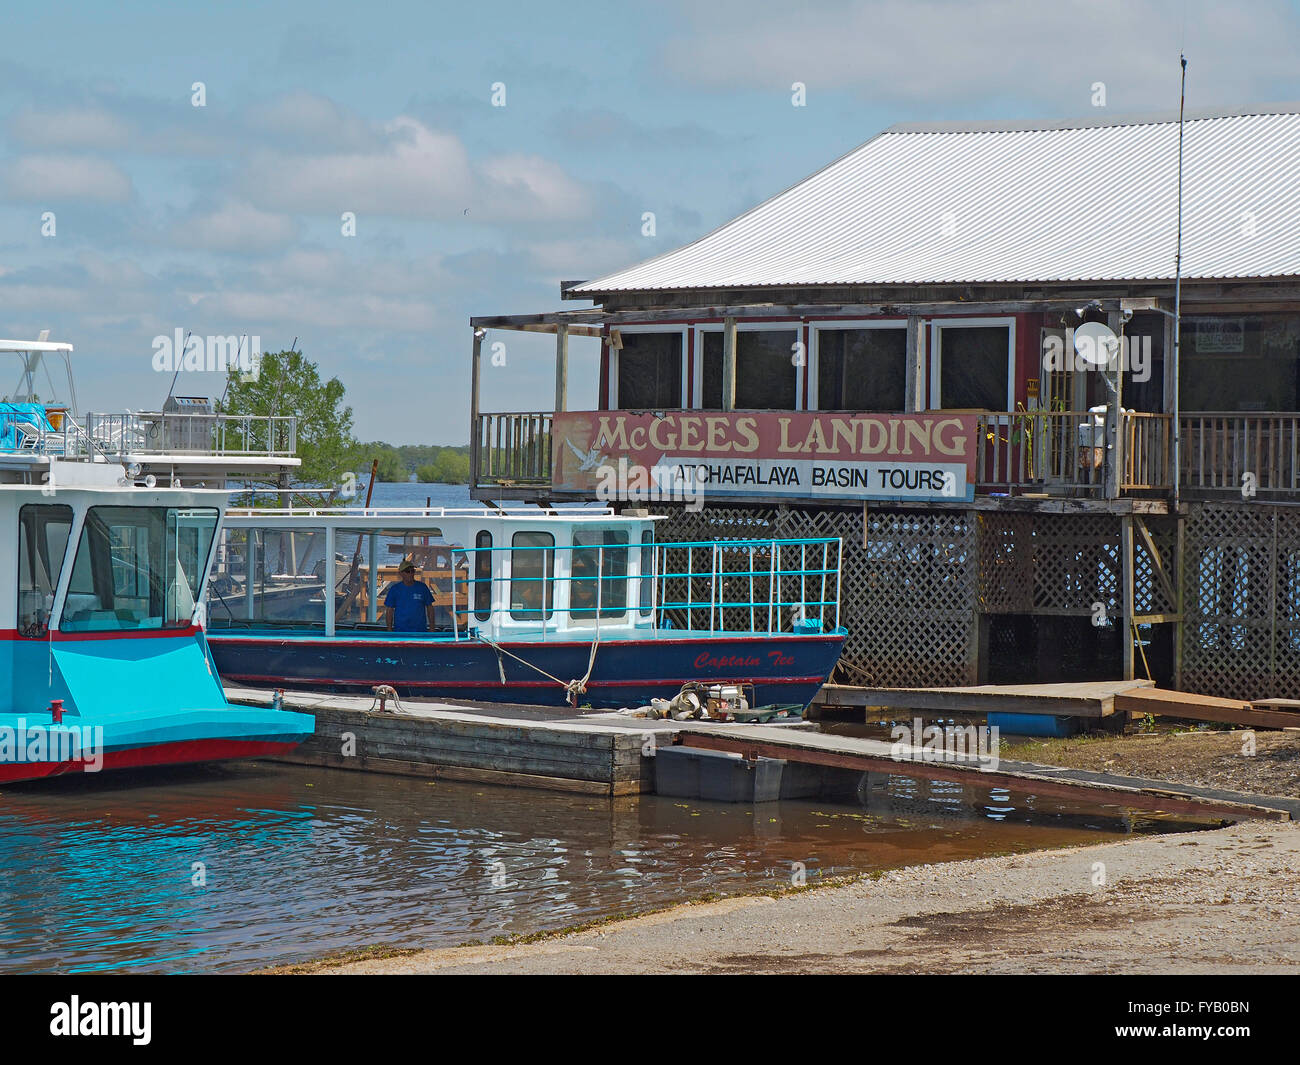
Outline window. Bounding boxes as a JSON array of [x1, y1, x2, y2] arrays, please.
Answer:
[[934, 324, 1012, 411], [1182, 314, 1300, 412], [639, 530, 654, 617], [570, 529, 628, 620], [700, 329, 799, 409], [474, 530, 492, 621], [817, 328, 907, 410], [510, 531, 553, 622], [17, 504, 73, 637], [616, 332, 682, 408], [62, 506, 219, 632]]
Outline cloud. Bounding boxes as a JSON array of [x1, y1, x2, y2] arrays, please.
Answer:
[[247, 90, 380, 152], [240, 115, 595, 223], [663, 0, 1300, 113], [4, 154, 133, 202], [171, 200, 300, 252], [8, 105, 133, 149]]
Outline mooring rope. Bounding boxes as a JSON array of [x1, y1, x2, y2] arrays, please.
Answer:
[[475, 631, 601, 706]]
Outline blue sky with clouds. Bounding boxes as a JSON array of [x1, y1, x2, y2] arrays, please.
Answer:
[[2, 0, 1298, 442]]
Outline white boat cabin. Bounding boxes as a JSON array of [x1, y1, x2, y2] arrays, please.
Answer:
[[210, 506, 842, 642]]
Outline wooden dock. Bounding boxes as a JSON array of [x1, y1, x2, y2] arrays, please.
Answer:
[[224, 686, 690, 796], [674, 724, 1299, 822], [225, 685, 1297, 819]]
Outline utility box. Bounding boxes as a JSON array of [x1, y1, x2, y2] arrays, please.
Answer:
[[161, 396, 215, 451]]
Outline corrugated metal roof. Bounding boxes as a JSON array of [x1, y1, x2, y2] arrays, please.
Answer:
[[569, 107, 1300, 296]]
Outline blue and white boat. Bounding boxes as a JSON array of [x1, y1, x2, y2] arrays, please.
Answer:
[[205, 506, 847, 709], [0, 337, 315, 783]]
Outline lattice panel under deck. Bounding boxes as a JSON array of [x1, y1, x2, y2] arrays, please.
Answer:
[[653, 504, 978, 687]]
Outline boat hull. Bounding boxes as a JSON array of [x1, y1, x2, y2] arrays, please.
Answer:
[[208, 631, 846, 709], [1, 629, 315, 785]]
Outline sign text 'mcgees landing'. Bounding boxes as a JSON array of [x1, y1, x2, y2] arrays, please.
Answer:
[[552, 410, 978, 502]]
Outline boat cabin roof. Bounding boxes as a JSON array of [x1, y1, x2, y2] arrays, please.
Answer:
[[222, 505, 661, 532]]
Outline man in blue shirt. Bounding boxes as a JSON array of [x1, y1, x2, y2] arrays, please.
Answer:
[[384, 559, 436, 632]]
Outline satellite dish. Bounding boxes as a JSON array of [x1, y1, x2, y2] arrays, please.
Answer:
[[1074, 322, 1119, 368]]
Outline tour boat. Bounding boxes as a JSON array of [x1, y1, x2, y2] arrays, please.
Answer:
[[0, 467, 314, 784], [205, 506, 847, 709]]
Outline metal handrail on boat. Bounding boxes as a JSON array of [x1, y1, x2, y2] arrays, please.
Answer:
[[207, 531, 843, 639]]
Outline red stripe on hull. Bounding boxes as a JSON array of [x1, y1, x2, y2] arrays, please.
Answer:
[[0, 738, 301, 785], [222, 671, 829, 690]]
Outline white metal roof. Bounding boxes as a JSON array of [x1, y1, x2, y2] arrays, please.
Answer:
[[569, 107, 1300, 295]]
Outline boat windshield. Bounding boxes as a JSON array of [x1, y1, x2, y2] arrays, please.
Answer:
[[60, 506, 219, 632]]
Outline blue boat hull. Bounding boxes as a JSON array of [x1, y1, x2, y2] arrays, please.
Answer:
[[208, 631, 846, 709], [0, 629, 315, 784]]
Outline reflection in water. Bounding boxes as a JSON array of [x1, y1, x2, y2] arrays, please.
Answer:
[[0, 761, 1205, 974]]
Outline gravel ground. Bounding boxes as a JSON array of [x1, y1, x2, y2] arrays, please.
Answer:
[[1001, 730, 1300, 798], [282, 819, 1300, 975]]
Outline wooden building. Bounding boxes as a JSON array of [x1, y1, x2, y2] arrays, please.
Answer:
[[468, 107, 1300, 700]]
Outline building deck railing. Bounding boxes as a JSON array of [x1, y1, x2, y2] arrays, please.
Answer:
[[472, 409, 1300, 500], [475, 410, 552, 484]]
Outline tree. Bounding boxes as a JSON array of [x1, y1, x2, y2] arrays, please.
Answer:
[[416, 448, 471, 484], [222, 349, 356, 489], [354, 443, 407, 482]]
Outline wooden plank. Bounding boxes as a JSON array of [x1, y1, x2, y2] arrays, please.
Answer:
[[1115, 687, 1300, 729], [274, 750, 618, 795], [674, 727, 1291, 821], [812, 680, 1153, 718]]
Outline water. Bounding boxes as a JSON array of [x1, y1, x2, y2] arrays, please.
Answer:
[[0, 761, 1205, 974], [355, 480, 471, 509]]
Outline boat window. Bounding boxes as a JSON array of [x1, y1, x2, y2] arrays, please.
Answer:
[[510, 531, 554, 622], [17, 503, 73, 637], [62, 506, 219, 631], [474, 530, 492, 621], [639, 530, 654, 617], [570, 529, 629, 620]]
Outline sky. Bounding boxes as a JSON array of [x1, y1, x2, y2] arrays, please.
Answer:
[[2, 0, 1299, 443]]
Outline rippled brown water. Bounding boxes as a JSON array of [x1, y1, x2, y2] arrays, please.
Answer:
[[0, 761, 1206, 973]]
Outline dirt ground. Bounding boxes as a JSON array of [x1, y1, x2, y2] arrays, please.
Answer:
[[1002, 729, 1300, 798], [278, 819, 1300, 974]]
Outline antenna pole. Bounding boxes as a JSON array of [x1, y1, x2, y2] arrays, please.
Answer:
[[1172, 54, 1187, 506], [166, 330, 190, 404]]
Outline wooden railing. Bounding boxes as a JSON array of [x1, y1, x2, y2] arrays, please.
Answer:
[[1123, 412, 1173, 491], [977, 410, 1101, 492], [1181, 413, 1300, 494], [474, 409, 1300, 500], [475, 411, 552, 486]]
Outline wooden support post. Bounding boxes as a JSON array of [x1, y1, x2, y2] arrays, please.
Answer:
[[904, 315, 926, 411], [722, 316, 737, 412], [469, 330, 483, 488], [554, 324, 569, 412], [1174, 512, 1185, 689], [1107, 310, 1125, 499], [1121, 514, 1136, 681]]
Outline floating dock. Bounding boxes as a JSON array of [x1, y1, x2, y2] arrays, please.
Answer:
[[226, 686, 1296, 820]]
